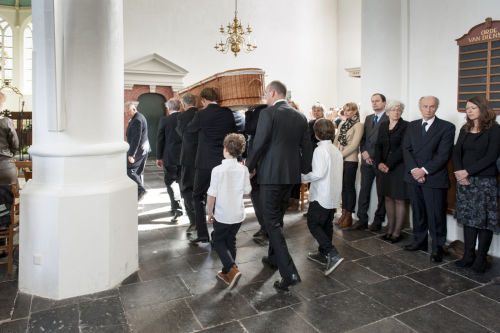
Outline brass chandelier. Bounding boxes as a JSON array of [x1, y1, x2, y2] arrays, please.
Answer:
[[214, 0, 257, 57]]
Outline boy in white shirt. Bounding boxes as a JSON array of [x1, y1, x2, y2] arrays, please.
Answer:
[[302, 119, 344, 276], [207, 133, 251, 289]]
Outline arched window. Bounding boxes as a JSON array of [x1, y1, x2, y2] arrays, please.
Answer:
[[23, 22, 32, 94], [0, 17, 13, 82]]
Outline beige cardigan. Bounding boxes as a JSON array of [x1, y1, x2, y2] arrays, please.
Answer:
[[333, 121, 364, 162]]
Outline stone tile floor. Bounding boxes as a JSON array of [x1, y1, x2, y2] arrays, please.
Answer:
[[1, 164, 500, 332]]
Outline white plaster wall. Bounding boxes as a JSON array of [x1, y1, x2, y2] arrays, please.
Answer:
[[123, 0, 338, 116], [336, 0, 361, 106]]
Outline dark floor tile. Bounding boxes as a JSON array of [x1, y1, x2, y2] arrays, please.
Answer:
[[178, 267, 228, 295], [0, 281, 18, 320], [396, 303, 489, 333], [350, 237, 400, 256], [439, 290, 500, 332], [139, 256, 194, 281], [196, 321, 245, 333], [30, 294, 80, 314], [357, 276, 444, 313], [0, 265, 18, 283], [119, 275, 190, 311], [79, 296, 127, 329], [442, 258, 500, 284], [234, 245, 269, 265], [474, 283, 500, 303], [292, 289, 394, 333], [187, 290, 257, 327], [0, 318, 28, 333], [138, 230, 168, 245], [355, 254, 417, 278], [29, 304, 79, 333], [237, 280, 303, 312], [331, 240, 372, 261], [408, 267, 479, 296], [11, 292, 31, 320], [386, 249, 448, 270], [80, 324, 131, 333], [125, 299, 201, 333], [185, 251, 220, 271], [240, 307, 317, 333], [79, 288, 120, 302], [334, 228, 375, 242], [293, 268, 348, 300], [120, 272, 141, 286], [329, 261, 386, 288], [347, 317, 415, 333]]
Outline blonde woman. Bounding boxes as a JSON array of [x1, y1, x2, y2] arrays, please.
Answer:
[[334, 103, 364, 228]]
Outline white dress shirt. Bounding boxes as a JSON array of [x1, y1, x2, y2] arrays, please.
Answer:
[[207, 159, 252, 224], [301, 140, 343, 209]]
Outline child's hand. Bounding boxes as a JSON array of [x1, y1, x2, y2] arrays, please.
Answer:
[[207, 213, 215, 224]]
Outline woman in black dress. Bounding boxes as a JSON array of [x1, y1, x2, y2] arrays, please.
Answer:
[[374, 100, 408, 243], [453, 96, 500, 273]]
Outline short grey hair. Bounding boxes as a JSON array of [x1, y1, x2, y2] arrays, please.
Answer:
[[124, 101, 137, 110], [166, 98, 180, 111], [419, 96, 439, 108], [181, 93, 196, 106], [385, 100, 405, 113]]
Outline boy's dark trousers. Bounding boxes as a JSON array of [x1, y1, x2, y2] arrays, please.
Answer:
[[213, 220, 242, 273], [306, 201, 338, 256]]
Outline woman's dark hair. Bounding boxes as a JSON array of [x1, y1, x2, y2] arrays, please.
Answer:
[[463, 96, 497, 132]]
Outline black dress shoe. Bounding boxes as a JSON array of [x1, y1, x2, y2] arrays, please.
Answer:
[[368, 223, 382, 232], [189, 236, 209, 244], [350, 222, 368, 230], [390, 235, 403, 243], [380, 233, 392, 241], [430, 252, 443, 263], [253, 229, 268, 238], [273, 274, 301, 291], [404, 243, 428, 252], [261, 256, 278, 270], [186, 225, 196, 234]]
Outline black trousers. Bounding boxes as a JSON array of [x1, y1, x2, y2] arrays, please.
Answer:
[[342, 161, 358, 212], [127, 153, 148, 197], [357, 163, 386, 225], [180, 165, 196, 226], [250, 176, 265, 230], [193, 168, 212, 239], [213, 221, 242, 274], [290, 183, 301, 200], [260, 184, 299, 280], [307, 201, 338, 256], [407, 183, 447, 251], [163, 165, 181, 211]]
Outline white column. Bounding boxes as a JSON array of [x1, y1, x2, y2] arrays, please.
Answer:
[[20, 0, 138, 299]]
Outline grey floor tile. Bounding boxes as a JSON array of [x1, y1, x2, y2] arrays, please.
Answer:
[[187, 290, 257, 328], [11, 292, 31, 320], [331, 240, 372, 261], [30, 294, 80, 314], [80, 325, 131, 333], [196, 321, 246, 333], [357, 276, 444, 313], [120, 272, 141, 286], [119, 275, 190, 311], [0, 318, 29, 333], [386, 249, 450, 270], [355, 254, 417, 278], [79, 296, 127, 329], [347, 317, 415, 333], [178, 267, 228, 295], [441, 259, 500, 284], [29, 304, 79, 333], [474, 283, 500, 303], [240, 307, 317, 333], [396, 303, 489, 333], [407, 267, 479, 296], [125, 299, 201, 333], [0, 281, 18, 321], [334, 228, 376, 242], [350, 237, 400, 256], [292, 289, 394, 333], [185, 251, 221, 271], [293, 267, 348, 300], [237, 280, 303, 312], [139, 256, 194, 281], [0, 265, 17, 283], [329, 261, 386, 288], [439, 291, 500, 332]]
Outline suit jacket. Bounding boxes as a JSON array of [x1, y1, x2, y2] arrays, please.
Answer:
[[187, 103, 236, 170], [360, 112, 388, 165], [244, 105, 266, 159], [176, 107, 198, 167], [402, 117, 455, 188], [246, 101, 313, 184], [126, 112, 150, 160], [157, 112, 182, 166], [374, 118, 409, 170]]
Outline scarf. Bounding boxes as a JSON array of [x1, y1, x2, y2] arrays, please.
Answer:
[[338, 115, 359, 146]]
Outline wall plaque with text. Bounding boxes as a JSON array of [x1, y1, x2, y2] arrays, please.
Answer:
[[456, 17, 500, 114]]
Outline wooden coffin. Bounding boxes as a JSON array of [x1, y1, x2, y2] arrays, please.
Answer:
[[178, 68, 266, 108]]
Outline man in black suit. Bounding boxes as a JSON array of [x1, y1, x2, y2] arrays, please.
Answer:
[[156, 98, 183, 220], [187, 88, 236, 243], [403, 96, 455, 262], [176, 93, 198, 233], [247, 81, 313, 291], [125, 102, 151, 200], [353, 93, 388, 231]]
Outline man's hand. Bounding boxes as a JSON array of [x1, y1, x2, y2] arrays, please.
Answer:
[[454, 169, 469, 182], [128, 156, 135, 164], [417, 176, 426, 184], [458, 177, 470, 186], [249, 169, 256, 179], [156, 160, 163, 168], [362, 151, 373, 165], [207, 213, 215, 224], [378, 163, 389, 173], [411, 168, 426, 181]]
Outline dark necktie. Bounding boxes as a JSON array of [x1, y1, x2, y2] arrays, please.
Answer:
[[372, 115, 378, 128], [422, 122, 428, 136]]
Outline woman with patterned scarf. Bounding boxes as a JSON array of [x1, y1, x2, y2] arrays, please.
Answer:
[[334, 103, 364, 228]]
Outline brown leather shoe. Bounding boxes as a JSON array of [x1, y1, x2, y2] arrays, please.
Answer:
[[225, 265, 242, 289], [335, 209, 346, 226], [340, 211, 353, 228]]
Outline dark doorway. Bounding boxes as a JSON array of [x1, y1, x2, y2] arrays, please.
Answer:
[[137, 93, 166, 160]]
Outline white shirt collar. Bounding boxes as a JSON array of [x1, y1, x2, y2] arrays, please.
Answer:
[[273, 99, 287, 106], [222, 158, 238, 164], [422, 116, 435, 127]]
